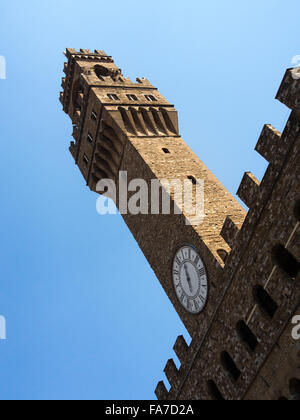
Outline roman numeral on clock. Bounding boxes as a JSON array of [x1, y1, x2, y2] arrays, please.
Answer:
[[199, 295, 205, 304], [199, 267, 206, 277]]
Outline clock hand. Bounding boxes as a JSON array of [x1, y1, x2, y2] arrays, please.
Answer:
[[184, 264, 191, 283], [184, 264, 193, 293]]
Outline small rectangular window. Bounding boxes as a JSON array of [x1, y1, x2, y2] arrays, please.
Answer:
[[107, 93, 119, 101], [127, 94, 138, 101], [83, 154, 89, 165], [87, 134, 93, 144], [91, 111, 97, 121], [145, 95, 157, 102]]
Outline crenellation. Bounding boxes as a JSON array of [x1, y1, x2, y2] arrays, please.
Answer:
[[80, 48, 91, 54], [276, 67, 300, 112], [59, 92, 64, 105], [72, 125, 79, 142], [155, 381, 169, 400], [94, 49, 107, 56], [255, 124, 282, 163], [73, 109, 81, 126], [220, 215, 242, 249], [164, 359, 181, 390], [173, 335, 189, 365], [136, 77, 152, 86], [64, 47, 77, 58], [237, 172, 260, 209]]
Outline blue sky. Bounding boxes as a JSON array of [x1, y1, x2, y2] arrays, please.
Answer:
[[0, 0, 299, 400]]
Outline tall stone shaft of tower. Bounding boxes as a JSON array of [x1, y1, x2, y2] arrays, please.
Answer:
[[59, 48, 246, 337]]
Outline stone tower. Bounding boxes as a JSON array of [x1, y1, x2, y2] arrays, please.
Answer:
[[60, 49, 300, 400], [60, 48, 245, 337]]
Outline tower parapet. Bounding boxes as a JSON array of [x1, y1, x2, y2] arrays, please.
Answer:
[[155, 68, 300, 400]]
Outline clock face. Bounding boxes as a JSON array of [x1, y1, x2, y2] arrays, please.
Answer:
[[173, 245, 208, 314]]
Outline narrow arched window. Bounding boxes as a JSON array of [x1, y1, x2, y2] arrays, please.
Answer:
[[187, 176, 197, 185], [221, 352, 241, 382], [289, 378, 300, 400], [236, 321, 258, 352], [254, 285, 278, 319], [162, 148, 170, 154], [272, 245, 300, 279], [207, 380, 224, 400]]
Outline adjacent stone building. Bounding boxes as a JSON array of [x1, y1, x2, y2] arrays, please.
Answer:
[[60, 49, 300, 400]]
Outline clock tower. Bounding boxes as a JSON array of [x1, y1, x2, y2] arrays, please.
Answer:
[[60, 48, 246, 338]]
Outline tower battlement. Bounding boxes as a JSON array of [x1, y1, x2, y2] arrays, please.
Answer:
[[155, 69, 300, 401]]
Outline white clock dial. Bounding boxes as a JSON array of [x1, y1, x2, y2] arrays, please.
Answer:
[[173, 245, 208, 314]]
